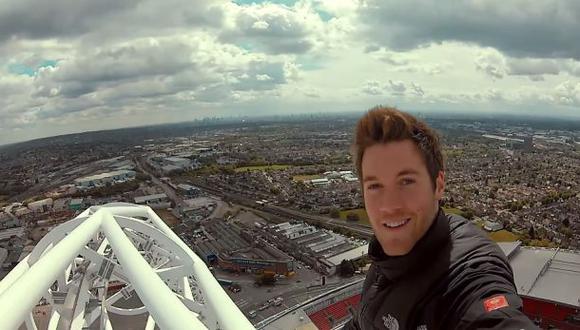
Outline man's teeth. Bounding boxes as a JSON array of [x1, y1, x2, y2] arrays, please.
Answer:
[[383, 218, 410, 228]]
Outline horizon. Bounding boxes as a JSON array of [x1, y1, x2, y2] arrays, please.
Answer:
[[1, 0, 580, 145], [3, 109, 580, 148]]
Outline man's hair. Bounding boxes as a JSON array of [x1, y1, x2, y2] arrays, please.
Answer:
[[352, 106, 445, 189]]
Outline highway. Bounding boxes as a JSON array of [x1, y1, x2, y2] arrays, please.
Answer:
[[134, 157, 188, 210]]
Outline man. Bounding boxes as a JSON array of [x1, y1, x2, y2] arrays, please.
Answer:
[[344, 107, 537, 329]]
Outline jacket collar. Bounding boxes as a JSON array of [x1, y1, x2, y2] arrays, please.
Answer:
[[368, 208, 450, 281]]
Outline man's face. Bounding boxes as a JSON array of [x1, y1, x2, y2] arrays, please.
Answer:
[[362, 140, 445, 256]]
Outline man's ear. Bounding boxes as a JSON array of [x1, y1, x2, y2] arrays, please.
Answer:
[[435, 170, 445, 200]]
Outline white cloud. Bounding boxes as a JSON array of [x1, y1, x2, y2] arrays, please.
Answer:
[[475, 49, 507, 79], [388, 80, 406, 95], [1, 0, 580, 144], [361, 80, 383, 95]]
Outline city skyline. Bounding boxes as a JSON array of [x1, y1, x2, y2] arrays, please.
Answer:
[[1, 0, 580, 144]]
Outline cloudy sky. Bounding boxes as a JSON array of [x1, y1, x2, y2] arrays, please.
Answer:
[[1, 0, 580, 144]]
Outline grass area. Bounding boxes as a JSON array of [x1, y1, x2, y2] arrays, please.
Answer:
[[234, 164, 292, 172], [488, 230, 519, 242], [444, 149, 464, 158], [292, 174, 323, 182], [443, 207, 466, 217], [0, 196, 8, 208], [472, 219, 520, 242], [155, 209, 181, 227], [338, 208, 371, 226]]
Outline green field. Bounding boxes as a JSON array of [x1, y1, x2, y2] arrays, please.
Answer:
[[488, 230, 519, 242], [338, 208, 371, 226], [472, 219, 520, 242], [444, 149, 464, 158], [292, 174, 323, 182], [234, 164, 292, 172], [443, 207, 466, 217]]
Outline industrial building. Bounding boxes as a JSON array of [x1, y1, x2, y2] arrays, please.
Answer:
[[0, 212, 20, 230], [192, 220, 294, 275], [484, 220, 504, 232], [133, 193, 171, 209], [266, 222, 361, 274], [27, 198, 54, 213], [74, 170, 136, 189], [147, 155, 200, 174], [177, 184, 202, 197]]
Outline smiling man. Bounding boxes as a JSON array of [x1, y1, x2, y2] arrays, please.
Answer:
[[344, 107, 537, 330]]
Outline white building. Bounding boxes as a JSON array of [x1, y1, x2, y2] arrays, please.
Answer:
[[484, 220, 504, 232], [27, 198, 53, 213], [278, 223, 317, 240], [134, 193, 171, 209], [164, 157, 191, 168], [310, 178, 330, 186], [322, 244, 369, 275], [74, 170, 136, 189], [148, 156, 200, 174]]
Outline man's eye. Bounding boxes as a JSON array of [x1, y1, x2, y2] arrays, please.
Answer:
[[401, 178, 415, 185], [367, 183, 381, 190]]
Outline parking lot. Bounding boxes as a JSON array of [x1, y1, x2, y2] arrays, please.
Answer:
[[214, 266, 365, 324]]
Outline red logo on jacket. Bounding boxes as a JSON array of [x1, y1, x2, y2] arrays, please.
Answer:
[[483, 295, 509, 312]]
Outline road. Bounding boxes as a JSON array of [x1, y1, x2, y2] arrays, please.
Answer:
[[216, 266, 365, 324], [134, 158, 187, 210]]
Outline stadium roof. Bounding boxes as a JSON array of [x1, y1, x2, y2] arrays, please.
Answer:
[[498, 242, 580, 308]]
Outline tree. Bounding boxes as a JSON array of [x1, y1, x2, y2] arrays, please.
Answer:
[[329, 208, 340, 219], [339, 259, 355, 277], [528, 226, 536, 240], [463, 209, 474, 220], [563, 218, 570, 227], [346, 212, 360, 222]]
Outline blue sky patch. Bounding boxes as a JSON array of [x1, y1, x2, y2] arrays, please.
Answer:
[[297, 58, 325, 71], [317, 10, 333, 22], [7, 59, 58, 76], [237, 42, 256, 52]]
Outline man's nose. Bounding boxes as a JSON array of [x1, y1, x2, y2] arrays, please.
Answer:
[[378, 191, 404, 214]]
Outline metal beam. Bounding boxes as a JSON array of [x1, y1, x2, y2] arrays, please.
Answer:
[[99, 209, 205, 329], [0, 210, 102, 330]]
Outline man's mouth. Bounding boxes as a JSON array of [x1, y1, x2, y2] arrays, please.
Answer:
[[382, 218, 411, 229]]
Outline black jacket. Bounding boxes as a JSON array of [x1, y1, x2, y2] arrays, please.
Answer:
[[344, 210, 539, 330]]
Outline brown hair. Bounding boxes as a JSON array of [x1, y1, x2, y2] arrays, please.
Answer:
[[352, 106, 445, 189]]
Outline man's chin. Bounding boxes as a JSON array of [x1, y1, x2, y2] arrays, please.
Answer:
[[379, 240, 413, 256]]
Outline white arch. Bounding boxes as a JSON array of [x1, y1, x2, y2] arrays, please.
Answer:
[[0, 203, 254, 330]]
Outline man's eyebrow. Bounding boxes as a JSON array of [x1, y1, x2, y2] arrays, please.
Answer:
[[397, 169, 420, 176], [362, 175, 378, 183]]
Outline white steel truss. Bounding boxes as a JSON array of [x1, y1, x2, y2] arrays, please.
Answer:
[[0, 203, 254, 330]]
